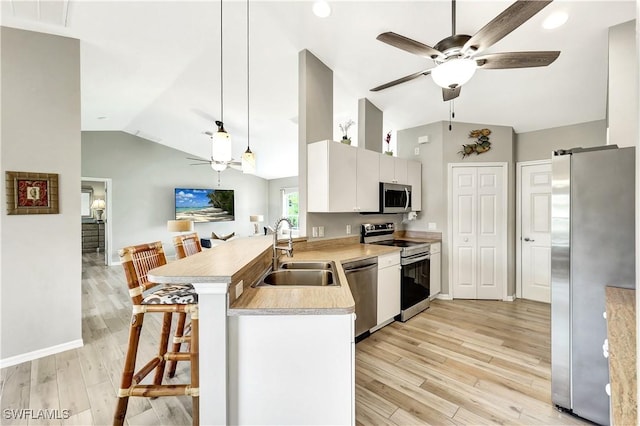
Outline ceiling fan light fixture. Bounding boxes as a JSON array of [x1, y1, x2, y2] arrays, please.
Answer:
[[211, 161, 228, 172], [431, 58, 477, 89]]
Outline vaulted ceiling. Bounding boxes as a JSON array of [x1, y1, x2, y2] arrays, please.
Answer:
[[1, 1, 635, 179]]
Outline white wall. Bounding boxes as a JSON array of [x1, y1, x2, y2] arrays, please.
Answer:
[[82, 131, 269, 262], [1, 27, 82, 365]]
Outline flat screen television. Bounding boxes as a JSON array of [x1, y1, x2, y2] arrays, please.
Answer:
[[174, 188, 235, 222]]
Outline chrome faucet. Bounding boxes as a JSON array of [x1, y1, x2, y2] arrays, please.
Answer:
[[273, 217, 294, 270]]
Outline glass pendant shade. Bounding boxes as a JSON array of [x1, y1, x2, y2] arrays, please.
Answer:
[[242, 148, 256, 174], [431, 58, 477, 88], [211, 128, 232, 162]]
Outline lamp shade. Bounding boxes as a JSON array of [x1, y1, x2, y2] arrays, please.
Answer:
[[249, 215, 264, 223], [167, 220, 194, 232], [431, 58, 477, 89], [211, 122, 232, 162], [91, 199, 106, 210], [242, 149, 256, 174]]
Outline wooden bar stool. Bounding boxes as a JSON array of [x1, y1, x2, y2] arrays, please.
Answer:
[[173, 232, 202, 259], [114, 241, 199, 426], [167, 232, 202, 377]]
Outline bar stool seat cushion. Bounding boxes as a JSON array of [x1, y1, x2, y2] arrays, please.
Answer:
[[143, 284, 198, 305]]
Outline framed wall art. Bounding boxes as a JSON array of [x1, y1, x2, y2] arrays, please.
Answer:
[[5, 171, 59, 215]]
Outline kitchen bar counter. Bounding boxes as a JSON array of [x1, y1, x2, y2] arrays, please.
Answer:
[[229, 242, 400, 314]]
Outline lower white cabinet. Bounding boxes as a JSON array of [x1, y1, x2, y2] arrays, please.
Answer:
[[375, 252, 401, 329], [430, 242, 441, 297]]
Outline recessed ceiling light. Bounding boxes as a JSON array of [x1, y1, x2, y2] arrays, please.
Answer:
[[312, 1, 331, 18], [543, 11, 568, 30]]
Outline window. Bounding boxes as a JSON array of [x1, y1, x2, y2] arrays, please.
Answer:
[[281, 187, 299, 231]]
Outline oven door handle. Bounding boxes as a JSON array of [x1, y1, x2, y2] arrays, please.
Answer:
[[401, 253, 430, 265]]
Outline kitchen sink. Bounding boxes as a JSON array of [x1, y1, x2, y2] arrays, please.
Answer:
[[279, 261, 333, 270], [254, 261, 339, 287]]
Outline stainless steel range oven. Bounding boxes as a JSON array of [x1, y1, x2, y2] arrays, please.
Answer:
[[361, 223, 430, 322]]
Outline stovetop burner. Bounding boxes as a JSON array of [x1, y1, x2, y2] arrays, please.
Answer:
[[361, 222, 430, 257]]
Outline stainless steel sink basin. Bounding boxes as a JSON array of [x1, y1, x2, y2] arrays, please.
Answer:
[[260, 270, 336, 286], [254, 261, 339, 287], [279, 261, 333, 270]]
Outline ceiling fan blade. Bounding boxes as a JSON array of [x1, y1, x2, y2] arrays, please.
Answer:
[[190, 163, 213, 166], [377, 32, 442, 59], [475, 51, 560, 69], [463, 0, 553, 54], [186, 157, 210, 162], [442, 86, 461, 102], [370, 69, 432, 92]]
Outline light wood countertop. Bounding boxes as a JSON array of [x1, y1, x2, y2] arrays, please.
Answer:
[[229, 243, 400, 315], [605, 286, 636, 426], [147, 235, 400, 316]]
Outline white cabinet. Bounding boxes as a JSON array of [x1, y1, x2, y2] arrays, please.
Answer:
[[308, 140, 379, 213], [375, 252, 401, 329], [229, 313, 354, 425], [408, 160, 422, 211], [430, 242, 441, 297], [379, 155, 408, 184]]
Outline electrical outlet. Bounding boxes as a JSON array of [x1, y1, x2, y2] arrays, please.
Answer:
[[235, 280, 244, 298], [318, 226, 325, 237], [312, 227, 318, 237], [414, 147, 420, 155], [428, 222, 437, 230], [346, 224, 351, 234]]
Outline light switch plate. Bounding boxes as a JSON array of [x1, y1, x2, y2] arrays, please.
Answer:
[[346, 224, 351, 234], [312, 227, 318, 237], [235, 280, 244, 298], [318, 226, 325, 237], [428, 222, 437, 230]]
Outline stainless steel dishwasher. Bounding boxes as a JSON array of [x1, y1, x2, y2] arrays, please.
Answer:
[[342, 257, 378, 338]]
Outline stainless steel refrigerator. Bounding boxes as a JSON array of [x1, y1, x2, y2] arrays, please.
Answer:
[[551, 145, 635, 425]]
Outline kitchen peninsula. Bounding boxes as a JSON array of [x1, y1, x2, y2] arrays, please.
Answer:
[[147, 235, 399, 425]]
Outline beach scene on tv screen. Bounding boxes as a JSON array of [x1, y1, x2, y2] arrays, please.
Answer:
[[175, 188, 234, 222]]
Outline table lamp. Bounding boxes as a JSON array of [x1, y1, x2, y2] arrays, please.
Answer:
[[167, 220, 194, 233], [91, 199, 106, 221], [249, 215, 264, 235]]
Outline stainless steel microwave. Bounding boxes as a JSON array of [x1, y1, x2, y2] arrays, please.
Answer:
[[379, 182, 412, 213]]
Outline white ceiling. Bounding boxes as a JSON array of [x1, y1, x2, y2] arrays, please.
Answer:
[[1, 0, 636, 179]]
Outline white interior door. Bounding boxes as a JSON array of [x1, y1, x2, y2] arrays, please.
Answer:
[[520, 162, 552, 303], [451, 164, 505, 300]]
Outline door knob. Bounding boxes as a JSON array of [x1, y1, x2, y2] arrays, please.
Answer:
[[524, 237, 535, 242]]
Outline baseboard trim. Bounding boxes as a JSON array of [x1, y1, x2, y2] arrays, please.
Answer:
[[0, 339, 84, 369], [435, 293, 453, 300]]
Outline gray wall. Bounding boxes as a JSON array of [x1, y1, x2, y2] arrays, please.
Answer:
[[397, 121, 516, 297], [298, 49, 333, 238], [358, 98, 383, 152], [82, 131, 269, 262], [608, 20, 638, 148], [1, 27, 82, 363], [515, 120, 608, 162]]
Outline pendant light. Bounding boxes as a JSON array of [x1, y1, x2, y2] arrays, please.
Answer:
[[241, 0, 256, 174], [212, 0, 232, 166]]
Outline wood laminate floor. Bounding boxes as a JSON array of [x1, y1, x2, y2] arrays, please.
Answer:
[[0, 253, 588, 425]]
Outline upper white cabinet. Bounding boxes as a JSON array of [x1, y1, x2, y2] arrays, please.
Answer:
[[408, 160, 422, 211], [308, 140, 422, 213], [380, 155, 408, 184], [308, 140, 379, 213]]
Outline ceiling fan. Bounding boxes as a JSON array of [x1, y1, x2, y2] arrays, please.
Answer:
[[187, 125, 242, 171], [371, 0, 560, 101]]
